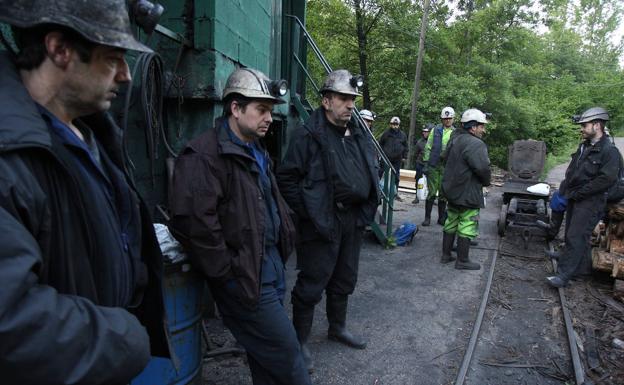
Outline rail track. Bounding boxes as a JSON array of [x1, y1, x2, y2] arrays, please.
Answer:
[[452, 236, 589, 385]]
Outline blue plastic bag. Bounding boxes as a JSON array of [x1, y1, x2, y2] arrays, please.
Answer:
[[393, 222, 418, 246]]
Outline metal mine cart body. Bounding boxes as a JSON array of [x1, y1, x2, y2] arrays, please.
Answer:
[[497, 140, 550, 245]]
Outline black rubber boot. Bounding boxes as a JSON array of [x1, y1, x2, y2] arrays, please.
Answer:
[[292, 299, 315, 373], [452, 238, 478, 251], [455, 237, 480, 270], [422, 200, 434, 226], [326, 294, 367, 349], [437, 201, 447, 225], [412, 196, 419, 204], [441, 231, 456, 264]]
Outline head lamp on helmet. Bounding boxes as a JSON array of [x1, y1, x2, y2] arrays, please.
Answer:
[[441, 106, 455, 119], [319, 69, 363, 97], [223, 68, 288, 104], [0, 0, 154, 53], [576, 107, 609, 124]]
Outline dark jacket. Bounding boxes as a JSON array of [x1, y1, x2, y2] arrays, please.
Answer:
[[277, 107, 381, 241], [559, 135, 620, 201], [414, 137, 427, 165], [441, 127, 491, 208], [379, 128, 408, 161], [0, 53, 169, 385], [169, 118, 296, 308]]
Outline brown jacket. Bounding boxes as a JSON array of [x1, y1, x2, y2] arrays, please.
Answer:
[[169, 118, 296, 307]]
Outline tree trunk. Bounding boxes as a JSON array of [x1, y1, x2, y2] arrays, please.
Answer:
[[354, 0, 371, 109], [407, 0, 430, 169]]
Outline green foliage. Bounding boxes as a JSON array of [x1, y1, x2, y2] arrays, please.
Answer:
[[305, 0, 624, 168]]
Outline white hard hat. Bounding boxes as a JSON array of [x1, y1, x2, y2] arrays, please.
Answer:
[[360, 109, 375, 121], [460, 108, 488, 124], [390, 116, 401, 124], [441, 107, 455, 119]]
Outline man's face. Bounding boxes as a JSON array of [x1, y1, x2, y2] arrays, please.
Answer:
[[62, 45, 131, 115], [422, 130, 430, 139], [471, 124, 486, 138], [390, 122, 400, 130], [580, 122, 600, 141], [364, 119, 373, 129], [231, 100, 275, 142], [322, 93, 355, 127], [442, 117, 453, 128]]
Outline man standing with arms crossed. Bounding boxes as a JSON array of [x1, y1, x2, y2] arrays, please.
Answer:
[[0, 1, 170, 383], [422, 106, 456, 226], [277, 69, 380, 372], [441, 109, 491, 270], [169, 68, 311, 384], [379, 116, 408, 201]]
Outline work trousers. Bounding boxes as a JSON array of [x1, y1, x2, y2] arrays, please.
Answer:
[[426, 165, 445, 202], [212, 247, 311, 385], [443, 205, 480, 239], [292, 209, 363, 307], [390, 159, 402, 188], [414, 163, 424, 189], [557, 194, 606, 281]]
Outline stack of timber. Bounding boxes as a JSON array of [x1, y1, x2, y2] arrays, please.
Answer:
[[592, 202, 624, 303], [398, 169, 417, 192]]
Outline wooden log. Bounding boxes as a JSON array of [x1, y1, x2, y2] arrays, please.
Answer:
[[615, 280, 624, 304], [592, 249, 624, 279], [610, 238, 624, 255]]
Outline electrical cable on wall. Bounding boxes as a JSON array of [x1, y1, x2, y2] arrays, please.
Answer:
[[122, 51, 178, 188]]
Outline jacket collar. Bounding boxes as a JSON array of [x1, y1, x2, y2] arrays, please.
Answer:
[[0, 52, 126, 169], [214, 117, 261, 161], [305, 107, 361, 142], [0, 52, 52, 152]]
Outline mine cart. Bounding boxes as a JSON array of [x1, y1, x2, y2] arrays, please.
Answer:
[[497, 140, 550, 245]]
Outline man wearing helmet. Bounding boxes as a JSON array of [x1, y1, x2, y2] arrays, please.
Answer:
[[169, 68, 311, 384], [441, 109, 491, 270], [0, 1, 169, 383], [379, 116, 408, 201], [360, 109, 375, 129], [278, 70, 380, 371], [412, 123, 433, 204], [546, 107, 622, 288], [422, 106, 456, 225]]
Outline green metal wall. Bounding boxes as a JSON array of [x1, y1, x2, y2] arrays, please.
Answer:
[[121, 0, 306, 218]]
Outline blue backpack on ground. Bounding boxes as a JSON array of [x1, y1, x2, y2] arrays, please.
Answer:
[[393, 222, 418, 246]]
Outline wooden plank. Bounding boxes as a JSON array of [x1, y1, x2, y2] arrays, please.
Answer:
[[610, 238, 624, 254], [592, 249, 624, 278]]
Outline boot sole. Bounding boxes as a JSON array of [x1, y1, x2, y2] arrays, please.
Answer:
[[440, 258, 456, 264], [455, 265, 480, 270], [328, 334, 367, 349]]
